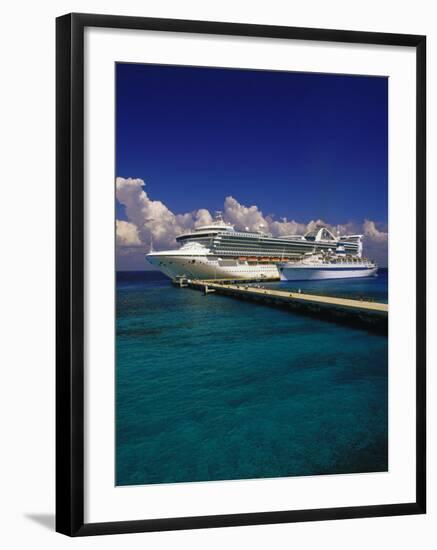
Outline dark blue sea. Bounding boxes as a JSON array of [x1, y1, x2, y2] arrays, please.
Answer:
[[116, 269, 388, 486]]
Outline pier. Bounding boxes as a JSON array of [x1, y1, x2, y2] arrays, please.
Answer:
[[181, 279, 388, 334]]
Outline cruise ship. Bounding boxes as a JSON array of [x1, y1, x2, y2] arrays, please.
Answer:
[[146, 212, 363, 280], [277, 249, 377, 281]]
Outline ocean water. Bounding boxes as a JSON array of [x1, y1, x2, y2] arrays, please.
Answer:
[[116, 270, 388, 486]]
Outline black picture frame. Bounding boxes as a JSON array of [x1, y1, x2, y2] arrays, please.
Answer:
[[56, 12, 426, 537]]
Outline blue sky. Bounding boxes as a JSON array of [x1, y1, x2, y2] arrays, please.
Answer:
[[116, 63, 388, 225]]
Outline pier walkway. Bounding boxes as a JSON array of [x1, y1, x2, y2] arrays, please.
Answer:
[[183, 279, 388, 333]]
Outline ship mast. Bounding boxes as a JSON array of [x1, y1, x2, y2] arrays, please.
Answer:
[[214, 211, 224, 223]]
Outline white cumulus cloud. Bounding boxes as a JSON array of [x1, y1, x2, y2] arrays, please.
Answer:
[[224, 196, 267, 232], [363, 219, 388, 242], [116, 220, 141, 246], [116, 177, 194, 250]]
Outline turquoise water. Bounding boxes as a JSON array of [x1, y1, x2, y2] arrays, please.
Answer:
[[116, 270, 388, 486]]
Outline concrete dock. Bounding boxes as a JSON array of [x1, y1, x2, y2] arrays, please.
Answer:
[[184, 279, 388, 334]]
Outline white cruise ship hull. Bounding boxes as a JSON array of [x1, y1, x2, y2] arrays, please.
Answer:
[[147, 252, 279, 280], [278, 265, 378, 281]]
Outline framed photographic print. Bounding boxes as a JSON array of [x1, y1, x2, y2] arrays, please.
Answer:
[[56, 13, 426, 536]]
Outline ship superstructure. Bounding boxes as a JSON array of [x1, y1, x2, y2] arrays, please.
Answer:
[[146, 212, 364, 280]]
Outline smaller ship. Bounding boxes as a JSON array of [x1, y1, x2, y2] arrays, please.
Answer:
[[277, 247, 377, 281]]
